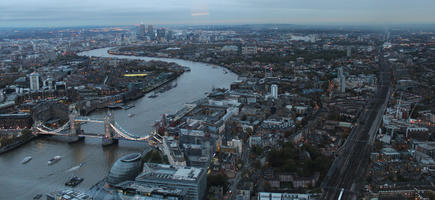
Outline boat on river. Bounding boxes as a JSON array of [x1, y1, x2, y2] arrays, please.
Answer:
[[121, 104, 135, 110], [48, 156, 62, 165], [148, 93, 158, 98], [33, 194, 42, 200], [65, 176, 84, 187], [21, 156, 32, 164]]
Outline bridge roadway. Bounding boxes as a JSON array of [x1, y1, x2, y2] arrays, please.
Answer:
[[322, 58, 392, 200], [77, 133, 151, 141]]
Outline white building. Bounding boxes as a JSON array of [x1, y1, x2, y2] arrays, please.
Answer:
[[29, 72, 40, 91], [337, 67, 346, 93], [249, 136, 262, 147], [340, 76, 346, 93], [271, 84, 278, 99], [221, 45, 238, 52], [162, 136, 186, 168], [257, 192, 311, 200], [242, 46, 257, 55], [229, 139, 243, 155], [136, 163, 207, 200], [43, 77, 54, 90]]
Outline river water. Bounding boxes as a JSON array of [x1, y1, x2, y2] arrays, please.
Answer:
[[0, 47, 237, 199]]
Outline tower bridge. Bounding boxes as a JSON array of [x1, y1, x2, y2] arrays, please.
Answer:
[[34, 109, 161, 146]]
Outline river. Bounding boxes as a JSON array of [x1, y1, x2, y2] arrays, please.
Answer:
[[0, 47, 237, 199]]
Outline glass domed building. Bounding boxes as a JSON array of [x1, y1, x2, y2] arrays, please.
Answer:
[[106, 153, 143, 185]]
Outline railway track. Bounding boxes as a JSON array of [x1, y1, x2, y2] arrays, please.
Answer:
[[322, 59, 393, 200]]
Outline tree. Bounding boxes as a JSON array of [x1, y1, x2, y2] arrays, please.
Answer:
[[21, 128, 32, 137], [251, 145, 263, 157], [207, 174, 229, 193], [374, 141, 384, 152], [425, 191, 435, 200], [143, 150, 165, 163], [253, 160, 262, 169]]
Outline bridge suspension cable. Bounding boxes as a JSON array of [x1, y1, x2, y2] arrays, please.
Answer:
[[109, 122, 150, 141], [36, 121, 70, 134]]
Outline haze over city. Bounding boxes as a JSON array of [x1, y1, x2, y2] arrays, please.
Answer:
[[1, 0, 435, 27]]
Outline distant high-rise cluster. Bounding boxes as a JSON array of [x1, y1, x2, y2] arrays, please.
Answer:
[[137, 24, 154, 40]]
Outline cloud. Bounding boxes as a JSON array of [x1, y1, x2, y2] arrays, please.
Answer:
[[191, 12, 209, 17], [0, 0, 434, 27]]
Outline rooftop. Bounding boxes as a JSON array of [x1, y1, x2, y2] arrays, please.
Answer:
[[115, 181, 186, 197], [0, 113, 31, 118], [381, 147, 400, 155], [137, 163, 204, 182], [47, 189, 91, 200]]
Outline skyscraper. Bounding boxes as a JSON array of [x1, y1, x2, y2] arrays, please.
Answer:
[[138, 23, 145, 37], [340, 76, 346, 93], [271, 84, 278, 99], [157, 28, 166, 41], [337, 67, 346, 93], [147, 25, 153, 34], [29, 72, 40, 91]]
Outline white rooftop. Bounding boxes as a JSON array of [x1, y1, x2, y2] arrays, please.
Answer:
[[173, 167, 201, 179], [140, 163, 203, 182]]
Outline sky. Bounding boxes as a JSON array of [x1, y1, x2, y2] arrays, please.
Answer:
[[1, 0, 435, 27]]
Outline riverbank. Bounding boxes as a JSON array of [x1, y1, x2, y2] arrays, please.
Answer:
[[107, 47, 242, 76], [142, 72, 180, 96], [0, 134, 37, 154], [77, 72, 182, 117], [76, 53, 184, 116]]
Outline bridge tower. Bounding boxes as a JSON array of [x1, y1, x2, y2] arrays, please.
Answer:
[[102, 111, 118, 146], [69, 106, 81, 136], [62, 104, 83, 143]]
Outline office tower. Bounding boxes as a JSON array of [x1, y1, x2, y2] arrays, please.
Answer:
[[271, 84, 278, 99], [340, 76, 346, 93], [29, 72, 40, 91], [157, 28, 166, 40], [147, 25, 153, 34], [166, 30, 174, 41], [338, 67, 346, 93], [138, 23, 145, 37], [347, 46, 351, 57]]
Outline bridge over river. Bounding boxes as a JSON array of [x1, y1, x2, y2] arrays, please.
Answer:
[[35, 110, 162, 146]]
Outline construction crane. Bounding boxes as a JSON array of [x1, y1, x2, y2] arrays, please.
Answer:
[[408, 102, 418, 122], [395, 92, 402, 119]]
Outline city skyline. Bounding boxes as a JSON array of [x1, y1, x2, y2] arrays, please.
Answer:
[[1, 0, 435, 27]]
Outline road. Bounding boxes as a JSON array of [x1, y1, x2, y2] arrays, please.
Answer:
[[321, 56, 393, 200], [229, 142, 250, 199]]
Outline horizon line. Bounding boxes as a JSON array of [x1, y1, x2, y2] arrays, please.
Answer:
[[1, 22, 435, 29]]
